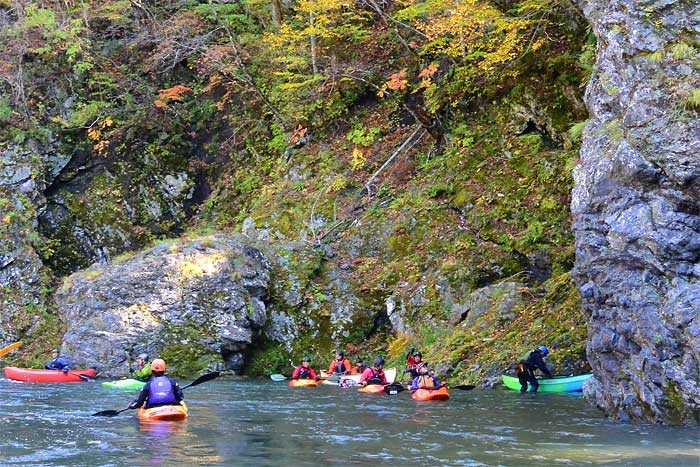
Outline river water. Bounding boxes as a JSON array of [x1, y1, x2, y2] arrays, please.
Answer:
[[0, 375, 698, 466]]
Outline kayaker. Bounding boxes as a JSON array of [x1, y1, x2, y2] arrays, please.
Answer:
[[517, 346, 552, 393], [45, 348, 70, 373], [291, 356, 320, 380], [130, 353, 152, 381], [410, 365, 445, 392], [327, 350, 352, 375], [351, 357, 366, 375], [404, 347, 426, 378], [129, 358, 184, 409], [359, 358, 388, 386]]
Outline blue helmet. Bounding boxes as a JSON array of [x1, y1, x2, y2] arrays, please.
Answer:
[[374, 357, 385, 366], [538, 346, 549, 355], [302, 356, 311, 362]]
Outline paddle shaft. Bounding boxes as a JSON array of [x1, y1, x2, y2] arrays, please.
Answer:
[[0, 341, 23, 359]]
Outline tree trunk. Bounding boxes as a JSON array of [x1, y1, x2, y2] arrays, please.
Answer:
[[271, 0, 282, 26], [309, 12, 318, 75]]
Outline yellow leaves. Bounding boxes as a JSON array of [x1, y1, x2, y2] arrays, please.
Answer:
[[351, 146, 366, 171], [2, 215, 11, 225], [154, 84, 192, 108]]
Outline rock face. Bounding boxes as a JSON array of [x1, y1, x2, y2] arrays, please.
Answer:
[[573, 0, 700, 423], [0, 144, 50, 346], [55, 235, 270, 377]]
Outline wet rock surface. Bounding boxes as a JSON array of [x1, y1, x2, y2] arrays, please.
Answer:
[[573, 0, 700, 423]]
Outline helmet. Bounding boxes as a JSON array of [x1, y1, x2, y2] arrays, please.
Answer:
[[151, 358, 166, 372], [51, 348, 59, 353], [538, 346, 549, 356], [414, 351, 423, 358], [374, 357, 385, 366], [336, 350, 345, 357], [356, 357, 363, 363], [137, 353, 148, 360], [302, 356, 311, 362]]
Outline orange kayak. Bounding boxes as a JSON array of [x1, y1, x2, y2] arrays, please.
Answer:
[[4, 367, 95, 383], [358, 384, 386, 394], [138, 402, 188, 421], [411, 386, 450, 401], [288, 378, 322, 387]]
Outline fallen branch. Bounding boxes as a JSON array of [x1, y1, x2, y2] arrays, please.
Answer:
[[364, 126, 425, 196]]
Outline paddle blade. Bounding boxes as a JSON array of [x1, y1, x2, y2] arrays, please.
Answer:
[[384, 383, 406, 395], [77, 373, 93, 382], [0, 341, 23, 359], [270, 374, 287, 382], [452, 385, 476, 390], [182, 371, 220, 390], [92, 409, 123, 417]]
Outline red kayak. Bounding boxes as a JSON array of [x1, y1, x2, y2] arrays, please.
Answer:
[[358, 384, 386, 394], [411, 386, 450, 401], [4, 367, 95, 383]]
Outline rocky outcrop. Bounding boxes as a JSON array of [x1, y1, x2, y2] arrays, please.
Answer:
[[573, 0, 700, 423], [55, 234, 270, 377], [0, 144, 50, 346]]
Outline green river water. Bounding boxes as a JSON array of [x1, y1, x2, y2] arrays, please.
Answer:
[[0, 375, 698, 466]]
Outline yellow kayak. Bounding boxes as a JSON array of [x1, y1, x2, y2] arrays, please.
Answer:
[[288, 378, 322, 387]]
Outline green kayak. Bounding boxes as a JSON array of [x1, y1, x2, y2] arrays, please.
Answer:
[[101, 378, 147, 390], [502, 373, 592, 392]]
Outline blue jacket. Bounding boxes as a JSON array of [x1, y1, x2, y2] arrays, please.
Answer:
[[411, 375, 440, 391], [45, 357, 70, 371]]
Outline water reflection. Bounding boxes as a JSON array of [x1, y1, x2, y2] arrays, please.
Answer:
[[0, 377, 698, 466]]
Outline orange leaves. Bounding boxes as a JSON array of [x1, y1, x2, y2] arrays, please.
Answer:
[[386, 69, 409, 91], [417, 63, 438, 79], [87, 117, 114, 156], [290, 125, 308, 144], [154, 85, 192, 108]]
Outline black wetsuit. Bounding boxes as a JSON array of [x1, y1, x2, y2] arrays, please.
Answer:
[[517, 349, 552, 393]]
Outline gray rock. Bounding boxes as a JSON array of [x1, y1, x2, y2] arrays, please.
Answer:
[[574, 0, 700, 423], [55, 234, 270, 377]]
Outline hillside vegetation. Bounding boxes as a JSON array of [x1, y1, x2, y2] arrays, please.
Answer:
[[1, 0, 592, 383]]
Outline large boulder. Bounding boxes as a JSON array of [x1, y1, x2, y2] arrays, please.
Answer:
[[55, 234, 270, 377], [573, 0, 700, 423]]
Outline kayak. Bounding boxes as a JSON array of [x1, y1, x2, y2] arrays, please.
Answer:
[[288, 378, 322, 387], [322, 367, 397, 386], [138, 402, 188, 421], [358, 384, 386, 394], [4, 367, 95, 383], [502, 373, 593, 392], [412, 386, 450, 401], [101, 378, 146, 390]]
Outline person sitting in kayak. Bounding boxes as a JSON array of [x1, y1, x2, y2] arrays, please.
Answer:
[[291, 356, 320, 380], [130, 353, 152, 381], [129, 358, 184, 409], [45, 348, 70, 373], [359, 358, 388, 386], [351, 357, 366, 375], [517, 346, 552, 393], [327, 350, 352, 375], [411, 365, 445, 392], [404, 347, 426, 379]]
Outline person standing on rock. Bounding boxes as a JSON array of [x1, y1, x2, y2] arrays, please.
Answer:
[[45, 348, 70, 373], [327, 350, 352, 376], [131, 353, 152, 382], [517, 346, 552, 393], [291, 356, 320, 380], [129, 359, 184, 409]]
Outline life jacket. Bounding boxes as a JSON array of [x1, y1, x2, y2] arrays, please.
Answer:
[[367, 368, 384, 385], [147, 376, 177, 407], [297, 367, 313, 379], [331, 359, 349, 374], [416, 375, 436, 389]]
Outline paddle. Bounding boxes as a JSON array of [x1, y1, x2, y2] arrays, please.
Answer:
[[0, 341, 23, 359], [384, 366, 406, 395], [92, 371, 221, 416], [452, 384, 476, 390], [270, 374, 287, 381]]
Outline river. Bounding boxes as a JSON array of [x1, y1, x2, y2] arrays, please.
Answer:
[[0, 375, 698, 466]]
